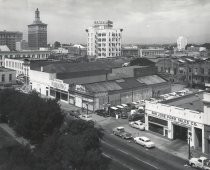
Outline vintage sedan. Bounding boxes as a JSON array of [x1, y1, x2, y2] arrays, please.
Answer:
[[133, 136, 155, 148], [129, 120, 145, 130]]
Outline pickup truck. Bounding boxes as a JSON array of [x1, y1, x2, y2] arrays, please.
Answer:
[[189, 156, 210, 170], [112, 127, 132, 139]]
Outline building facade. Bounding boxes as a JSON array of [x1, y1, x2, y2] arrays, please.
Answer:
[[86, 20, 123, 58], [0, 50, 51, 67], [16, 40, 28, 51], [177, 36, 187, 51], [29, 61, 171, 110], [0, 31, 23, 51], [0, 67, 16, 87], [140, 48, 165, 57], [122, 46, 139, 57], [145, 89, 210, 154], [28, 8, 47, 50]]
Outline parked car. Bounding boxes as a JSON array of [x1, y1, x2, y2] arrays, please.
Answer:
[[112, 127, 132, 139], [129, 120, 145, 130], [189, 157, 210, 169], [95, 109, 109, 117], [128, 113, 144, 122], [113, 127, 125, 137], [121, 111, 128, 119], [79, 114, 93, 121], [133, 136, 155, 148]]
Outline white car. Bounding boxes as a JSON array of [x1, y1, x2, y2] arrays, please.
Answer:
[[129, 120, 145, 130], [133, 136, 155, 148], [79, 114, 93, 121]]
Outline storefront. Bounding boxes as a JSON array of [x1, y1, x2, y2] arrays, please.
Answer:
[[49, 79, 69, 103], [145, 100, 205, 153]]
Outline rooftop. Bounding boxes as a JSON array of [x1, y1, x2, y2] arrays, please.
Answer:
[[162, 91, 204, 112], [0, 67, 15, 72]]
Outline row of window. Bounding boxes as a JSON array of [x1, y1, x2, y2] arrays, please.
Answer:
[[1, 74, 13, 82]]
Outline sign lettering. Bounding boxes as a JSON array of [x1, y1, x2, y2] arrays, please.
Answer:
[[151, 111, 199, 127]]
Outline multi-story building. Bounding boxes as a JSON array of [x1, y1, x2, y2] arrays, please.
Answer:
[[156, 57, 210, 88], [16, 40, 28, 51], [86, 20, 123, 58], [28, 8, 47, 50], [0, 30, 23, 51], [0, 50, 51, 67], [0, 67, 16, 87], [177, 36, 187, 51], [188, 59, 210, 88]]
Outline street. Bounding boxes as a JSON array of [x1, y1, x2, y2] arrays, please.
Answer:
[[101, 131, 193, 170], [60, 102, 194, 170]]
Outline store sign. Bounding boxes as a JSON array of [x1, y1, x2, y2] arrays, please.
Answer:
[[75, 85, 86, 93], [51, 79, 69, 92], [151, 111, 201, 127], [82, 97, 93, 103]]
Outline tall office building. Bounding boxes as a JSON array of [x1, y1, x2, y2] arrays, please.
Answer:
[[177, 36, 187, 51], [28, 8, 47, 50], [0, 31, 23, 51], [86, 20, 123, 58]]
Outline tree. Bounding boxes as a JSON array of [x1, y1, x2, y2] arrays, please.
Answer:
[[54, 41, 61, 49], [0, 89, 64, 144], [38, 120, 106, 170], [0, 145, 46, 170]]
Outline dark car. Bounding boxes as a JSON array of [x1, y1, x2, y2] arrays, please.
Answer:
[[121, 112, 128, 119], [95, 109, 109, 117], [128, 113, 144, 122]]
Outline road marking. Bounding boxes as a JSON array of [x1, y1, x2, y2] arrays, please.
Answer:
[[102, 140, 159, 170]]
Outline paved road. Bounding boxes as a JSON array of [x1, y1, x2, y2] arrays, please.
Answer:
[[59, 103, 194, 170], [101, 131, 193, 170]]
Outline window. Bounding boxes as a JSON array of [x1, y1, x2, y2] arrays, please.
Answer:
[[200, 68, 204, 74], [208, 69, 210, 75], [1, 74, 5, 82], [9, 74, 12, 82]]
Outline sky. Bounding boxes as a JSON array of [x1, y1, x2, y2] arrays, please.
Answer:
[[0, 0, 210, 44]]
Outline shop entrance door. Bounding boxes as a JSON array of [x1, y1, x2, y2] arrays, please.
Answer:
[[194, 128, 202, 149], [173, 124, 188, 141], [56, 91, 61, 100]]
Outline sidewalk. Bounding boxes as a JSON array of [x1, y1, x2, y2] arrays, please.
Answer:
[[56, 101, 210, 160], [0, 123, 29, 146]]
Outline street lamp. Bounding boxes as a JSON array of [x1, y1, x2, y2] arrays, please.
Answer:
[[188, 132, 192, 160]]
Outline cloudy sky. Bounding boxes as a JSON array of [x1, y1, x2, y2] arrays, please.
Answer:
[[0, 0, 210, 44]]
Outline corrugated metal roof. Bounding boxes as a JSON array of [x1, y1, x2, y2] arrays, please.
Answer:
[[85, 81, 122, 93], [136, 75, 166, 85]]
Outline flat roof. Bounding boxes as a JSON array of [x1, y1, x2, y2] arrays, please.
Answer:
[[162, 92, 204, 112], [0, 67, 15, 72]]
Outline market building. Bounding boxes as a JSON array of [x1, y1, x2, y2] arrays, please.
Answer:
[[29, 60, 171, 110], [145, 87, 210, 154]]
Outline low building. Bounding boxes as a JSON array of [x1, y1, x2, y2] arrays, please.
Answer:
[[0, 67, 16, 87], [122, 46, 139, 57], [140, 48, 165, 58], [145, 89, 210, 154], [29, 61, 171, 110]]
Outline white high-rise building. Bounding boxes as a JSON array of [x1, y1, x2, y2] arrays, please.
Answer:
[[86, 20, 123, 58], [177, 36, 187, 51]]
